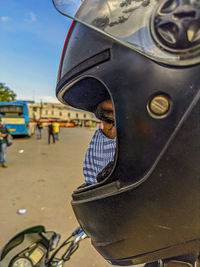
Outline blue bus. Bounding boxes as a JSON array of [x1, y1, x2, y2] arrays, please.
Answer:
[[0, 101, 35, 136]]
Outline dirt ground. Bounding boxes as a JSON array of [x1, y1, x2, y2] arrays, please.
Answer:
[[0, 127, 113, 267]]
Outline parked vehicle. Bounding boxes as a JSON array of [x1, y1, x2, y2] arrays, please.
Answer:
[[0, 101, 35, 136], [58, 120, 75, 128]]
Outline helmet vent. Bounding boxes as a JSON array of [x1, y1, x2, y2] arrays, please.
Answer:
[[160, 0, 178, 14], [187, 21, 200, 43], [157, 22, 178, 45], [173, 10, 196, 19], [151, 0, 200, 51]]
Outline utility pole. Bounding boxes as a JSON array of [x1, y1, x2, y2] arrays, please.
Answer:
[[40, 100, 43, 119]]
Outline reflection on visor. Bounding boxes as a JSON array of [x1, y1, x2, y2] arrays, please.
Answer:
[[53, 0, 200, 66], [53, 0, 82, 18]]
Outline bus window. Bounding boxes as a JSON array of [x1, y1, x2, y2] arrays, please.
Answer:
[[0, 105, 24, 116]]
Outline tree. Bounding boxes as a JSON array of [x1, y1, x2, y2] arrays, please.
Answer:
[[0, 83, 16, 102]]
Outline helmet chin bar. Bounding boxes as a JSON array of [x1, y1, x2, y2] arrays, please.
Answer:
[[109, 252, 200, 266]]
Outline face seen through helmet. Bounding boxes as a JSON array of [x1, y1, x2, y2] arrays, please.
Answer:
[[95, 99, 116, 139]]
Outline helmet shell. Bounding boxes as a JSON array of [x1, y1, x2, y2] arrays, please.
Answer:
[[56, 21, 200, 265]]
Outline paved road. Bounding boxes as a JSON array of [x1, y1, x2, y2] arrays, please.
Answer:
[[0, 127, 112, 267]]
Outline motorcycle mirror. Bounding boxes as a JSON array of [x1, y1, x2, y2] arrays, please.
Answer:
[[40, 231, 61, 251], [50, 233, 61, 251]]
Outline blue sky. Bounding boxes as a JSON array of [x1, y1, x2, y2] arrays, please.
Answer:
[[0, 0, 72, 102]]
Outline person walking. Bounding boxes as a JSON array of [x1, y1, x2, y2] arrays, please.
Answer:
[[0, 118, 9, 167], [36, 120, 43, 139], [48, 121, 55, 144], [53, 121, 60, 141]]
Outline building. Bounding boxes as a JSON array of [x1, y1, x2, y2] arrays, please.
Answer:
[[28, 102, 97, 126]]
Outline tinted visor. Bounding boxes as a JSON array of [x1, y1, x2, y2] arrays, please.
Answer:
[[53, 0, 200, 66]]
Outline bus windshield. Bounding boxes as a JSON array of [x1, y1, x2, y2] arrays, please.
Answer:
[[0, 102, 35, 136], [0, 105, 24, 116]]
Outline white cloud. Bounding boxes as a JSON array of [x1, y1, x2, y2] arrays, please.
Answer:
[[17, 95, 59, 103], [1, 16, 11, 22], [36, 95, 59, 103], [25, 12, 37, 22]]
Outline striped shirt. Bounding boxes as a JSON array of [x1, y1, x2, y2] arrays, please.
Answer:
[[83, 129, 116, 184]]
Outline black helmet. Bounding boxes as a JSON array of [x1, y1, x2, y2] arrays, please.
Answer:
[[53, 0, 200, 265]]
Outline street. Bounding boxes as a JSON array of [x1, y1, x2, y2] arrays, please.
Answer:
[[0, 127, 111, 267]]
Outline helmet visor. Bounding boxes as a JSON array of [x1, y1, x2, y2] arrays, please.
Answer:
[[53, 0, 200, 66]]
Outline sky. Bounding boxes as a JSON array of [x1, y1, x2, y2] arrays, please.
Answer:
[[0, 0, 73, 102]]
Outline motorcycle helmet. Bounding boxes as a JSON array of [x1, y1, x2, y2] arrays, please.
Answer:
[[53, 0, 200, 265]]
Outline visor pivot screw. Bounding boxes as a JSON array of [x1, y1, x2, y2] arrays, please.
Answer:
[[149, 95, 170, 116]]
